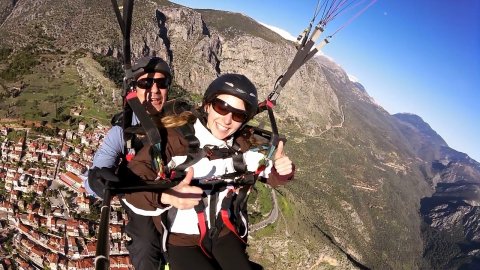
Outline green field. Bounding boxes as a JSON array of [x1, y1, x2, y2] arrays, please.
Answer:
[[0, 47, 121, 129]]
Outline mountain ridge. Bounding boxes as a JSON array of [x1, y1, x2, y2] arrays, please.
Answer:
[[393, 112, 480, 269]]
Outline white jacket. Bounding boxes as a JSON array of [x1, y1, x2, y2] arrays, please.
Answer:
[[123, 119, 272, 236]]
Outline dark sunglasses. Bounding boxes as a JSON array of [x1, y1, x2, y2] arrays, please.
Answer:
[[211, 98, 248, 122], [135, 78, 169, 89]]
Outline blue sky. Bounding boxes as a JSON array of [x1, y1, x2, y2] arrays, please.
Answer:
[[171, 0, 480, 162]]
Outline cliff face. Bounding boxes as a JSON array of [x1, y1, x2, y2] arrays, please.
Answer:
[[394, 113, 480, 269], [0, 0, 16, 26], [0, 0, 342, 135], [2, 0, 478, 269]]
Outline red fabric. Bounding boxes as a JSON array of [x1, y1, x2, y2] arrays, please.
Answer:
[[126, 153, 135, 162], [126, 91, 137, 100], [267, 164, 295, 187], [221, 209, 246, 244], [196, 212, 211, 258]]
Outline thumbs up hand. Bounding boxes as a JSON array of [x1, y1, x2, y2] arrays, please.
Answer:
[[160, 167, 203, 210], [273, 141, 293, 176]]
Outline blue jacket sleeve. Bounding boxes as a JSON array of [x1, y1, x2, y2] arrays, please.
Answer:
[[91, 125, 125, 169]]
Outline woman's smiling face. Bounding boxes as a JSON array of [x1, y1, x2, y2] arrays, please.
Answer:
[[206, 94, 246, 140]]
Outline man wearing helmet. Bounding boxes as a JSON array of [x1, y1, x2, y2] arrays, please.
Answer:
[[131, 56, 171, 114], [123, 73, 295, 269], [85, 56, 172, 270]]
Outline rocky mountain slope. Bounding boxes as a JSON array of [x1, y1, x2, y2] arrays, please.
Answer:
[[394, 113, 480, 269], [1, 0, 478, 269]]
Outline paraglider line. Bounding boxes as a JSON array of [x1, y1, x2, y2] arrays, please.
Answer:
[[331, 0, 377, 37]]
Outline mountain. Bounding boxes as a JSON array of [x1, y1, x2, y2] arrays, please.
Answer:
[[0, 0, 478, 269], [394, 113, 480, 269]]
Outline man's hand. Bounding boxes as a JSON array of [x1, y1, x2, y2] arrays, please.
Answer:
[[160, 168, 203, 210], [273, 141, 293, 175]]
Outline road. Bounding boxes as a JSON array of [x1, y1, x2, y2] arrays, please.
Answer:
[[250, 188, 279, 232]]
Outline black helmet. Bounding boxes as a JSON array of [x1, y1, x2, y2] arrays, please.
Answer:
[[132, 56, 172, 84], [203, 73, 258, 121]]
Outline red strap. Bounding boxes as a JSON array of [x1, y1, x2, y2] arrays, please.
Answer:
[[221, 209, 247, 244], [266, 99, 275, 108], [196, 211, 211, 258], [169, 170, 176, 179], [126, 91, 137, 100], [255, 164, 266, 175], [125, 153, 135, 162]]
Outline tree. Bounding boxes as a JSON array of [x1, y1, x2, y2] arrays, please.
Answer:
[[38, 226, 48, 234], [22, 191, 36, 204], [0, 182, 7, 197], [32, 99, 39, 108]]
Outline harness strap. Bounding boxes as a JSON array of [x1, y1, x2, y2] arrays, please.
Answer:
[[220, 189, 247, 244], [121, 133, 145, 164], [232, 153, 247, 173], [173, 122, 247, 174], [205, 146, 235, 159], [174, 124, 205, 172], [231, 142, 242, 152], [220, 210, 246, 244], [125, 92, 164, 174], [279, 39, 315, 89], [209, 188, 219, 232], [126, 93, 162, 145], [122, 100, 134, 142], [125, 149, 135, 162], [156, 207, 178, 256], [255, 161, 267, 175], [233, 185, 251, 238], [194, 200, 212, 258]]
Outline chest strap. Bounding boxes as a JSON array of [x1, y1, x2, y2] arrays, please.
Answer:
[[172, 124, 205, 172]]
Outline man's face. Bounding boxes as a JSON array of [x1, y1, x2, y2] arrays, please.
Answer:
[[135, 72, 168, 114]]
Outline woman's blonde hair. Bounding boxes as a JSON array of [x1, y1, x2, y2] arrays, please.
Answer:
[[158, 111, 196, 128]]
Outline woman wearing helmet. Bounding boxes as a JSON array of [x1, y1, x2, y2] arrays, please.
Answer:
[[123, 73, 295, 269]]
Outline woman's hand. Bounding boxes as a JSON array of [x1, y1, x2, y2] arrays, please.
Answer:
[[273, 141, 293, 175], [160, 168, 203, 210]]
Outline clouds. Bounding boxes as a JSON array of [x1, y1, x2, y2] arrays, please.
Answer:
[[259, 21, 330, 59], [258, 22, 296, 41], [348, 74, 359, 82]]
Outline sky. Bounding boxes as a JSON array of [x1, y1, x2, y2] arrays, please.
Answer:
[[171, 0, 480, 162]]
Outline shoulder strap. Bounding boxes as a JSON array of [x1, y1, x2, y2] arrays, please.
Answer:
[[173, 123, 205, 171]]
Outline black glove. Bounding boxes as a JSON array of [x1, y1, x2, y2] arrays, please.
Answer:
[[87, 167, 120, 200]]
